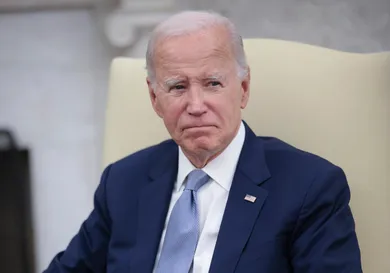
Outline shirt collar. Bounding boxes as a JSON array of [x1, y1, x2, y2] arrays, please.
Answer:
[[175, 121, 246, 192]]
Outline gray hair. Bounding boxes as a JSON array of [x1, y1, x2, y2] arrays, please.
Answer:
[[146, 10, 248, 84]]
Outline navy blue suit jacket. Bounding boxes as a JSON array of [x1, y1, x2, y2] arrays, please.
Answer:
[[44, 122, 362, 272]]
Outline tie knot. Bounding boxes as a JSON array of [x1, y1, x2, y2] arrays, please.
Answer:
[[185, 169, 209, 192]]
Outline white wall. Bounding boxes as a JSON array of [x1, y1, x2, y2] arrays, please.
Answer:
[[224, 0, 390, 53], [0, 9, 112, 272], [125, 0, 390, 57]]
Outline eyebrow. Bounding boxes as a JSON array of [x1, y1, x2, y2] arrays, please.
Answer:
[[204, 74, 225, 81], [164, 77, 185, 87], [162, 73, 226, 87]]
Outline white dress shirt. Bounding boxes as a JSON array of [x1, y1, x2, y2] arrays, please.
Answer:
[[153, 121, 246, 273]]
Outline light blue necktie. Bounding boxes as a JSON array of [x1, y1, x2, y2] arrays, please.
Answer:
[[155, 169, 209, 273]]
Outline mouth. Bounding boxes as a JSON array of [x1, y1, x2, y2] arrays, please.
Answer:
[[182, 125, 215, 131]]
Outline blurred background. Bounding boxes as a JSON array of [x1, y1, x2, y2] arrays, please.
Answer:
[[0, 0, 389, 272]]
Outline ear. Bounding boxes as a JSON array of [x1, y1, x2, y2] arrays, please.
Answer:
[[147, 78, 163, 118], [240, 66, 250, 109]]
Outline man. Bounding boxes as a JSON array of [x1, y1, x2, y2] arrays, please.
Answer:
[[44, 11, 362, 273]]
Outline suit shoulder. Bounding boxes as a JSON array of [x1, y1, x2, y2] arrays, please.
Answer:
[[259, 136, 341, 174], [257, 136, 348, 201], [107, 139, 176, 174]]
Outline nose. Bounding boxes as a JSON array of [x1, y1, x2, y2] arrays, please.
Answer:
[[186, 85, 207, 116]]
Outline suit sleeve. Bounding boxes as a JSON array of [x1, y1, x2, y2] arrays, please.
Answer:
[[43, 164, 113, 273], [290, 165, 363, 273]]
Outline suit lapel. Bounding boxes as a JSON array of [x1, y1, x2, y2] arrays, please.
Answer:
[[209, 123, 271, 273], [132, 141, 178, 273]]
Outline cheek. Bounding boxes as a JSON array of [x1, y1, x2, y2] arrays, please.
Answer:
[[160, 99, 185, 130], [210, 92, 241, 120]]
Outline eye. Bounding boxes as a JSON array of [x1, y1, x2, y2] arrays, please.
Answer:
[[170, 84, 186, 91], [208, 81, 221, 87]]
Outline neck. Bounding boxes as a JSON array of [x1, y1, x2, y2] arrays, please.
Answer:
[[182, 148, 223, 168]]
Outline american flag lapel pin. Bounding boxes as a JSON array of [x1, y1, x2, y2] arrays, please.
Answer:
[[244, 194, 257, 203]]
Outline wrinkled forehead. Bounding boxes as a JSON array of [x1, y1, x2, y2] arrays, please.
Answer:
[[153, 27, 236, 79]]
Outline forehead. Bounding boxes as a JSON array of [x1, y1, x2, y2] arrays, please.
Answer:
[[153, 26, 236, 78]]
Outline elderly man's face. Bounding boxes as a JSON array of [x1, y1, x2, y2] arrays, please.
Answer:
[[148, 26, 250, 161]]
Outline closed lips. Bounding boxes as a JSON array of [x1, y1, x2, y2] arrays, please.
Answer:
[[183, 125, 215, 130]]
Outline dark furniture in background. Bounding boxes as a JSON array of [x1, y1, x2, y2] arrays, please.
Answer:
[[0, 130, 35, 273]]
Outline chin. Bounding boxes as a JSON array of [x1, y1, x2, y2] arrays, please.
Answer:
[[185, 137, 219, 154]]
